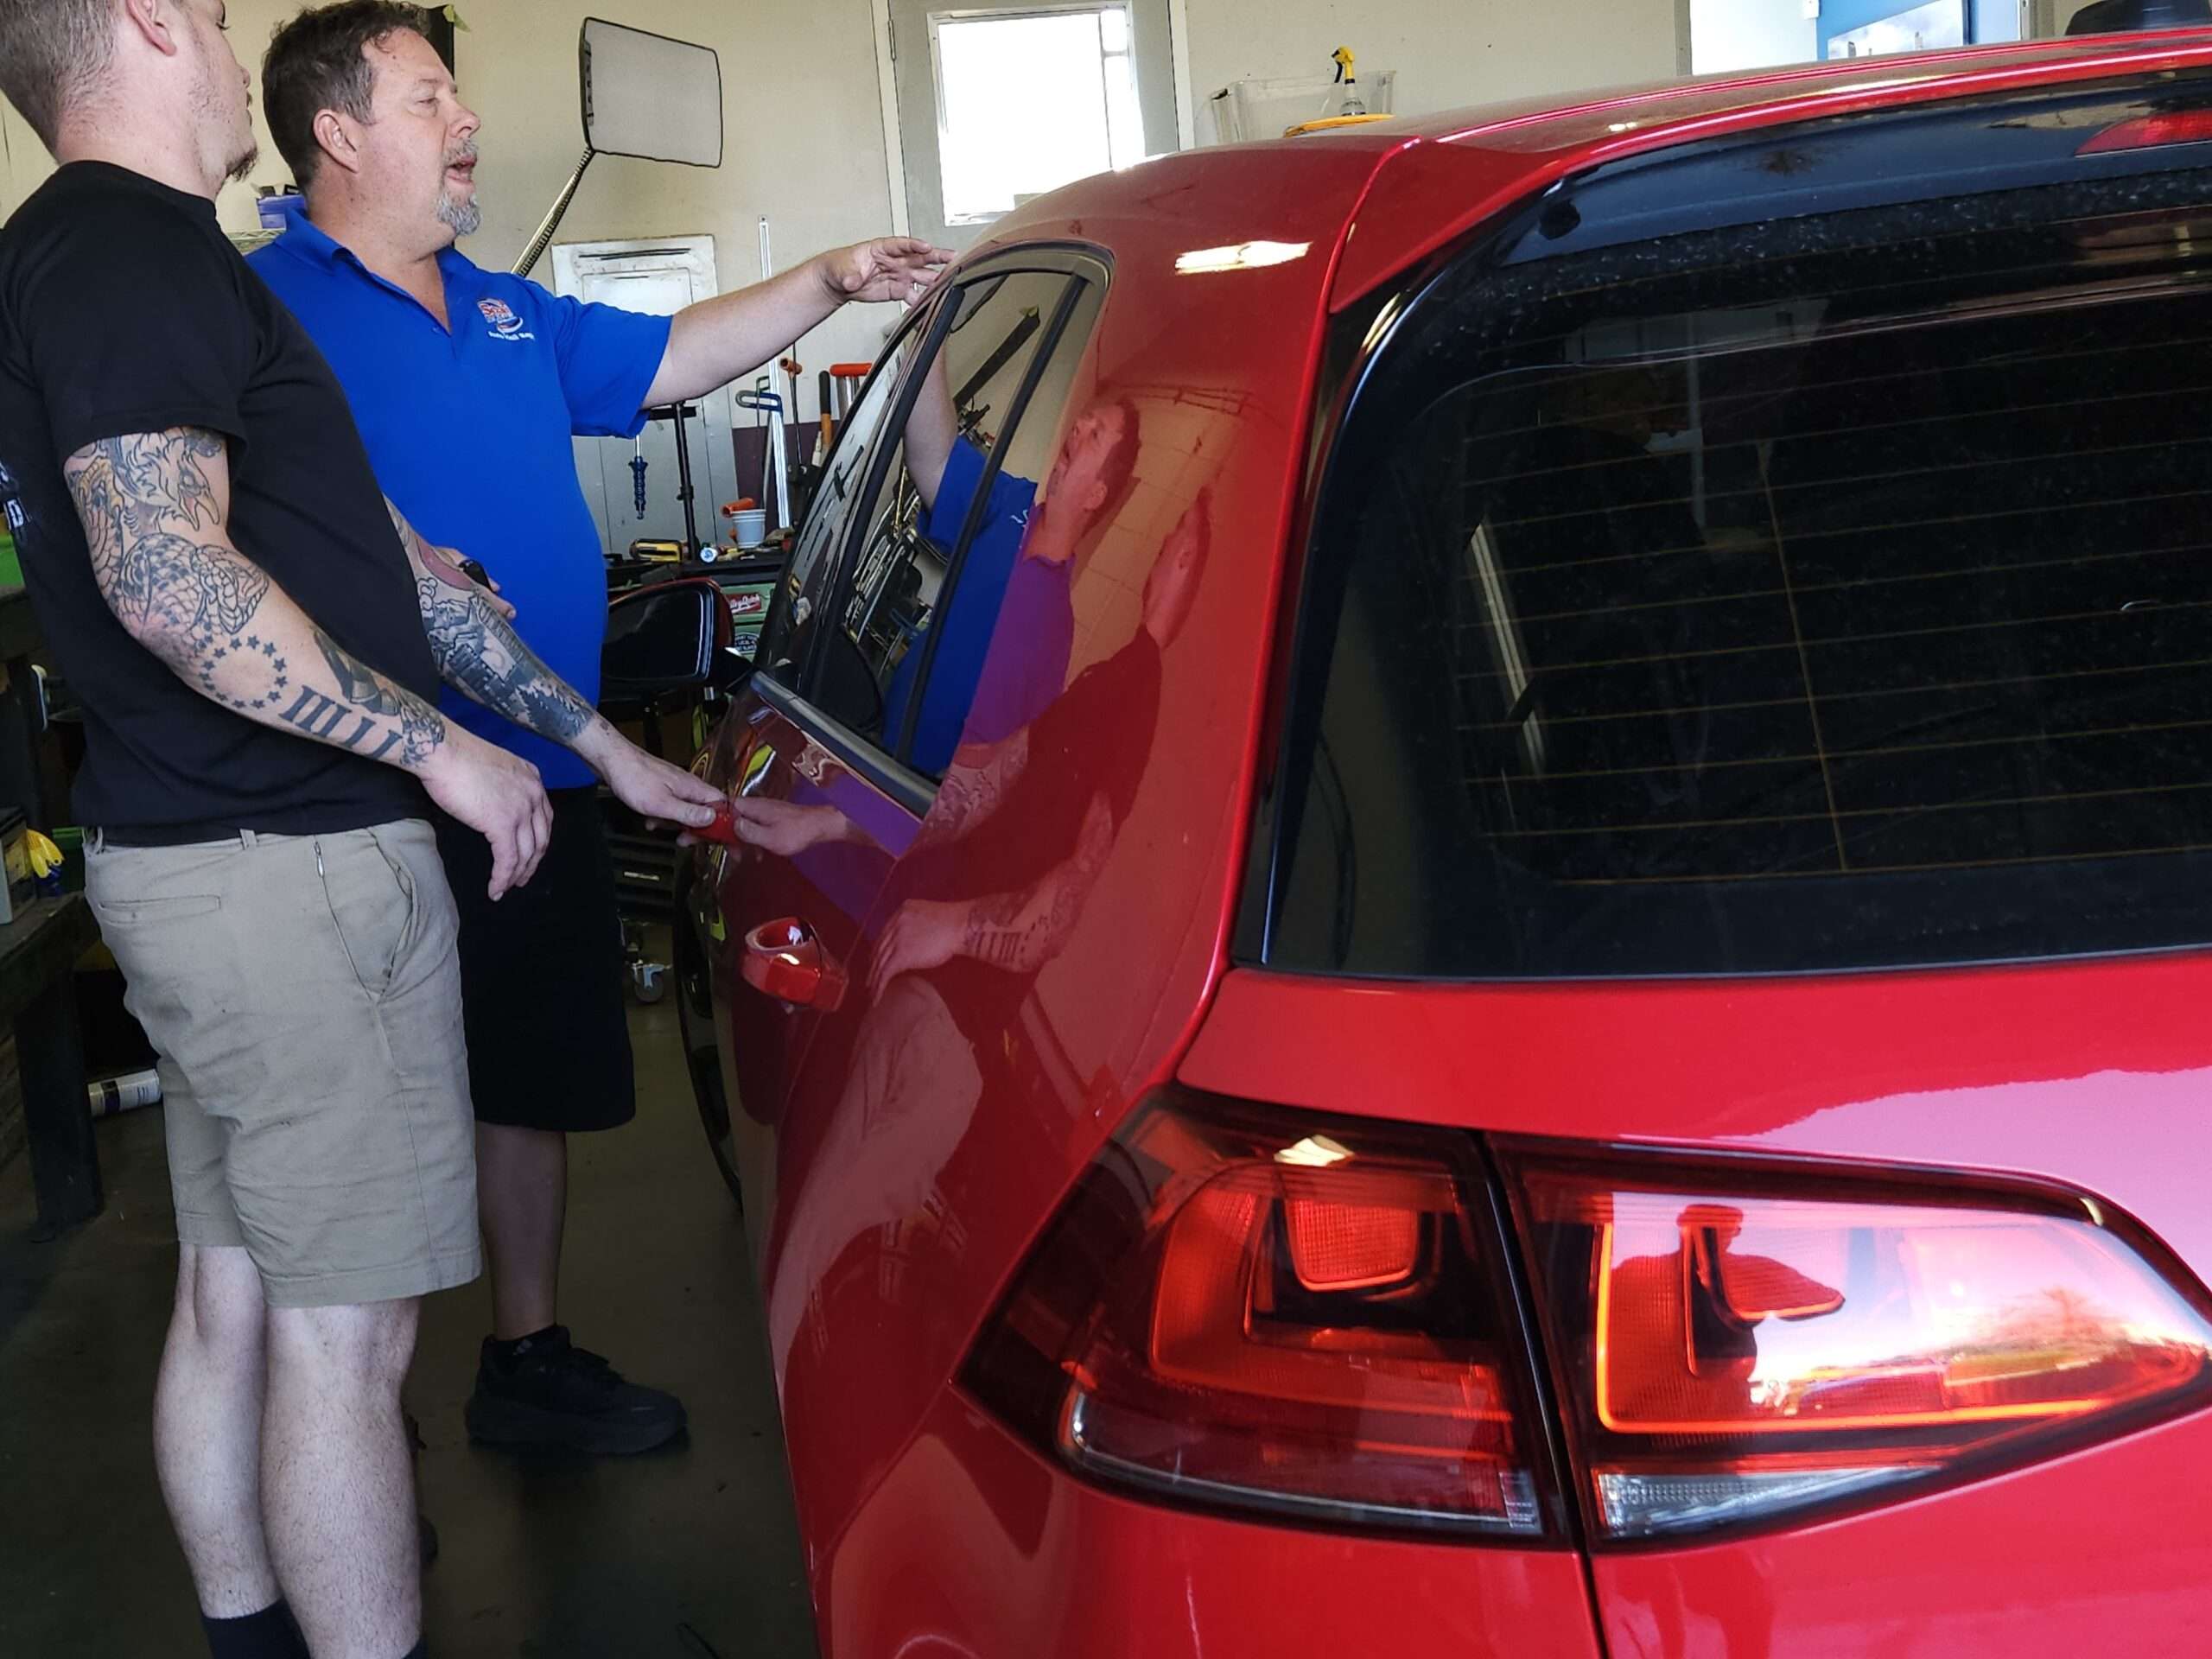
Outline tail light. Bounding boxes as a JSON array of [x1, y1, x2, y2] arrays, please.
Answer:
[[967, 1097, 2212, 1547], [2079, 108, 2212, 154], [962, 1091, 1552, 1537], [1505, 1151, 2212, 1541]]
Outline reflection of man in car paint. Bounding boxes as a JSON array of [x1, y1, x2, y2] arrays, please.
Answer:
[[754, 494, 1211, 1375], [868, 488, 1212, 995], [883, 353, 1142, 773], [726, 489, 1211, 995]]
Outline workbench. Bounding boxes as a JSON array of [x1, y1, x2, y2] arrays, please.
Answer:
[[0, 587, 101, 1239], [6, 895, 99, 1240]]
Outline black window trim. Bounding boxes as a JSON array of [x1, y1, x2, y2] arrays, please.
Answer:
[[769, 240, 1115, 819]]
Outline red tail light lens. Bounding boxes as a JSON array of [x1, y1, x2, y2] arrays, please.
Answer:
[[2079, 109, 2212, 154], [1505, 1154, 2212, 1541], [963, 1092, 1551, 1536]]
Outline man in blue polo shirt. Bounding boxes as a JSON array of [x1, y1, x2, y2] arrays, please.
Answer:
[[251, 2, 949, 1456], [885, 365, 1140, 773]]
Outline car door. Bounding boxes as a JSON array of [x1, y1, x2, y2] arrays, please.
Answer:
[[685, 300, 931, 1255], [701, 254, 1106, 1288]]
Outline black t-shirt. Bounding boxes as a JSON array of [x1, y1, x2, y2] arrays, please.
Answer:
[[899, 631, 1163, 1043], [0, 162, 438, 839]]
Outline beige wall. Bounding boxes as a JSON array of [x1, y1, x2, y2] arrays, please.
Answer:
[[420, 0, 902, 375], [1184, 0, 1683, 133], [1, 0, 905, 377], [1, 1, 1705, 346], [0, 96, 54, 221]]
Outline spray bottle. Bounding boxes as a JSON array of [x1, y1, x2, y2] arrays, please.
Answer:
[[1332, 46, 1365, 118]]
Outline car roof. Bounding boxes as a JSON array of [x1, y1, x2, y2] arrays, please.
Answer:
[[1333, 27, 2212, 155], [973, 29, 2212, 313]]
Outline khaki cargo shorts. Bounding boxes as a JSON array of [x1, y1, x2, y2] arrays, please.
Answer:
[[86, 820, 481, 1308]]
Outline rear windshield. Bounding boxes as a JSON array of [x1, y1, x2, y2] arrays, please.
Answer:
[[1266, 167, 2212, 977]]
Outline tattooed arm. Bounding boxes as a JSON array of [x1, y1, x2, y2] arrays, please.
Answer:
[[384, 501, 721, 830], [64, 429, 555, 898], [910, 728, 1031, 854], [868, 790, 1116, 994], [958, 791, 1116, 973]]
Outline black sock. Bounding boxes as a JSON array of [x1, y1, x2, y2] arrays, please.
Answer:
[[487, 1325, 561, 1370], [200, 1602, 308, 1659], [401, 1644, 427, 1659]]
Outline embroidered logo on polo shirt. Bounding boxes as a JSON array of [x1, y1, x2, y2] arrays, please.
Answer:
[[477, 298, 536, 342]]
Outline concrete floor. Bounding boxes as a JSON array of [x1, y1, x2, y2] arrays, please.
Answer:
[[0, 993, 817, 1659]]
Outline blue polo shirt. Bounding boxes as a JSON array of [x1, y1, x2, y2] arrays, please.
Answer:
[[249, 218, 671, 788], [880, 438, 1040, 773]]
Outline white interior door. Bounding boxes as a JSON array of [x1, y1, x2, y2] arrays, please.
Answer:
[[889, 0, 1178, 251], [551, 237, 738, 557]]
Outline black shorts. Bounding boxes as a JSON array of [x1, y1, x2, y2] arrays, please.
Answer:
[[434, 786, 636, 1134]]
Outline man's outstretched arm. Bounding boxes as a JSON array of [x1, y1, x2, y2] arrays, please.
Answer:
[[642, 238, 953, 410]]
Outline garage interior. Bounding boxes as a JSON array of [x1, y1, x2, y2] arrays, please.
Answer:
[[0, 0, 2152, 1655]]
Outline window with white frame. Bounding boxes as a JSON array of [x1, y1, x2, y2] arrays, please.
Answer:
[[932, 4, 1145, 226]]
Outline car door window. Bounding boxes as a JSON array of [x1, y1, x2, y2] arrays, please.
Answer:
[[753, 315, 937, 688], [892, 274, 1109, 776], [811, 268, 1097, 771]]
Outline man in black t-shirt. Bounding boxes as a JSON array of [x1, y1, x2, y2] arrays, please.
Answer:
[[862, 490, 1209, 1014], [0, 5, 719, 1657]]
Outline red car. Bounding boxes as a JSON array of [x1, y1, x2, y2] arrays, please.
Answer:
[[655, 30, 2212, 1655]]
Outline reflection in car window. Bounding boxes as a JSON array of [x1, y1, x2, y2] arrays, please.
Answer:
[[754, 321, 928, 687], [814, 270, 1080, 768], [1273, 174, 2212, 977], [912, 286, 1123, 778]]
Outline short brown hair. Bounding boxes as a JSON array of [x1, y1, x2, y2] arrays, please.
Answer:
[[261, 0, 428, 187], [0, 0, 122, 150]]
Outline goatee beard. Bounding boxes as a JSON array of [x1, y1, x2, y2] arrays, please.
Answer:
[[437, 190, 482, 238], [226, 142, 259, 186]]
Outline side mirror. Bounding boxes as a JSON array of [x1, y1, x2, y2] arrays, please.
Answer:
[[580, 18, 723, 168], [601, 577, 729, 702], [513, 19, 722, 277]]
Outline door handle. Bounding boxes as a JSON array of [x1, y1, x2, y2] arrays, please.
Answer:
[[741, 918, 847, 1012]]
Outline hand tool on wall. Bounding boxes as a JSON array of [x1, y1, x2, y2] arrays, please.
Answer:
[[736, 382, 792, 533], [781, 356, 803, 424], [830, 364, 871, 423]]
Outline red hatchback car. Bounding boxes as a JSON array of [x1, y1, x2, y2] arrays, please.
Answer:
[[663, 31, 2212, 1656]]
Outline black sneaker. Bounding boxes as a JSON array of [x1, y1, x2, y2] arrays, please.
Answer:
[[463, 1325, 688, 1456]]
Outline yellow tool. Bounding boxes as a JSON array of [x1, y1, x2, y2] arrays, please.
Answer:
[[1332, 46, 1364, 117], [25, 829, 60, 880], [1285, 47, 1390, 137]]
